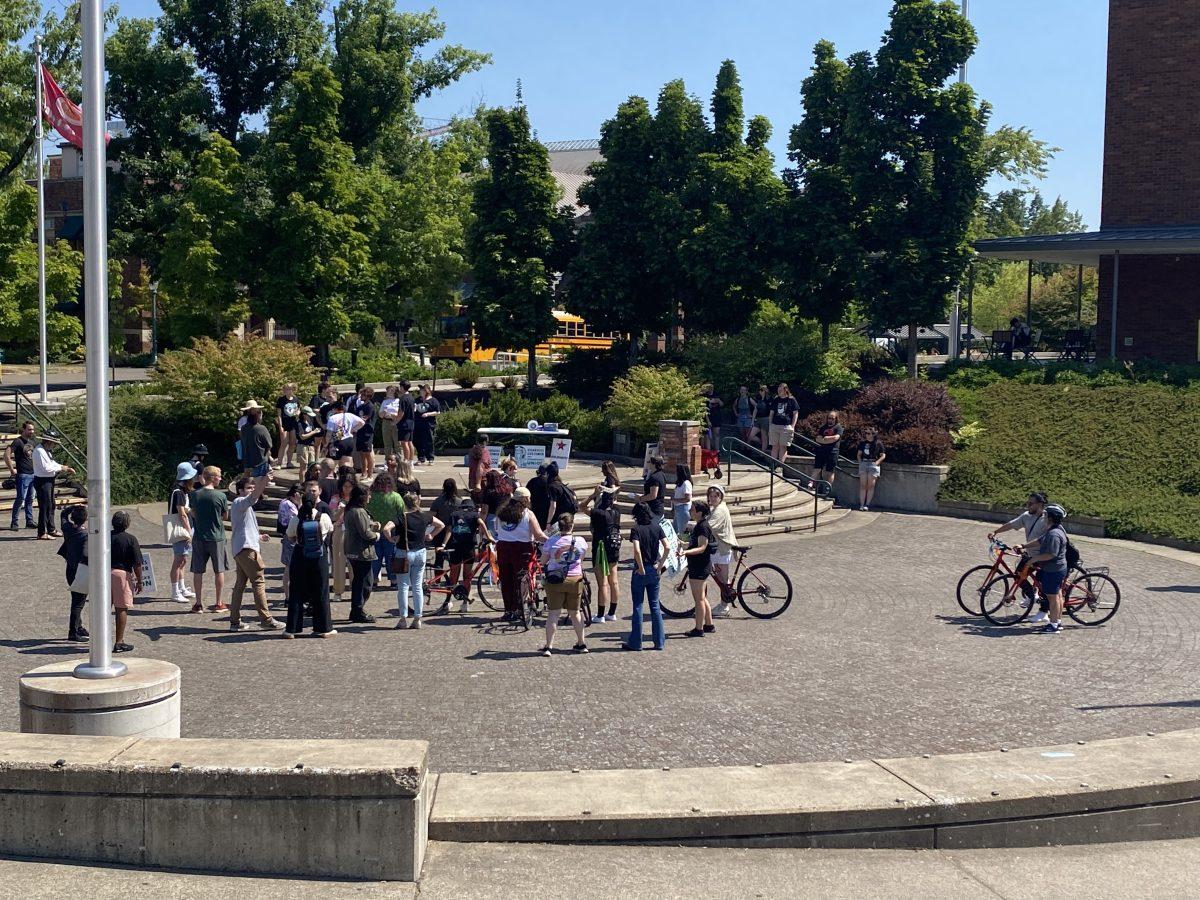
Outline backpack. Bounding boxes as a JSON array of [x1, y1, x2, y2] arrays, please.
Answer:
[[482, 468, 514, 506], [300, 519, 325, 561], [450, 509, 476, 541], [1066, 539, 1081, 571], [602, 506, 623, 554], [555, 483, 578, 516]]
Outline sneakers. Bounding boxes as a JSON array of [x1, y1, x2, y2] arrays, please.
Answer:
[[349, 612, 376, 624], [711, 601, 733, 618], [703, 623, 715, 633], [211, 603, 228, 612], [434, 602, 450, 617], [539, 646, 552, 657], [259, 618, 280, 630], [282, 631, 297, 640], [572, 643, 589, 653], [229, 621, 248, 632], [181, 583, 196, 599], [409, 617, 422, 630], [859, 505, 867, 511], [686, 628, 705, 637], [317, 629, 338, 638], [189, 602, 203, 614], [67, 631, 88, 643], [1040, 621, 1063, 634], [1028, 611, 1049, 624], [458, 599, 470, 614], [113, 642, 134, 653]]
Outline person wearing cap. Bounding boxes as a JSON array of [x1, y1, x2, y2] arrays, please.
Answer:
[[295, 406, 322, 471], [186, 444, 209, 490], [705, 483, 740, 618], [239, 400, 274, 477], [167, 462, 198, 603], [631, 455, 668, 526], [1024, 504, 1070, 634], [32, 432, 73, 540]]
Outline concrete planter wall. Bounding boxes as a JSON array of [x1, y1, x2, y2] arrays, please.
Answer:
[[831, 460, 950, 514], [937, 499, 1107, 538]]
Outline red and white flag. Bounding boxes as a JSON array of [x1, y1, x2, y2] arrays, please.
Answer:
[[40, 63, 109, 150]]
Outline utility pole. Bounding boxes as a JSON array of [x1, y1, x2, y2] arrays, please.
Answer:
[[34, 35, 47, 403]]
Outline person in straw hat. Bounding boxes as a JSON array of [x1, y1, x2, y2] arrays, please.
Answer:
[[238, 399, 274, 478], [32, 431, 74, 540]]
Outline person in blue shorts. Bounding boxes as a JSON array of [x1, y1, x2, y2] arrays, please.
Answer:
[[1026, 503, 1069, 634]]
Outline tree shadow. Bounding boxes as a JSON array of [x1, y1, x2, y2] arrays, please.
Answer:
[[1144, 586, 1200, 594], [1078, 699, 1200, 711], [0, 638, 88, 656]]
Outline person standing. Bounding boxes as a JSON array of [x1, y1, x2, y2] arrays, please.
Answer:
[[239, 400, 274, 477], [378, 385, 401, 462], [109, 511, 142, 654], [811, 410, 844, 491], [295, 407, 322, 471], [57, 503, 89, 642], [679, 500, 716, 636], [480, 458, 516, 537], [324, 401, 365, 463], [328, 473, 356, 603], [672, 463, 694, 537], [624, 502, 669, 651], [494, 488, 548, 622], [367, 472, 406, 589], [276, 484, 301, 608], [228, 473, 281, 632], [395, 380, 416, 464], [394, 458, 422, 501], [314, 384, 338, 457], [701, 384, 723, 451], [342, 484, 380, 624], [1026, 504, 1069, 634], [632, 455, 667, 526], [752, 385, 771, 452], [705, 484, 740, 618], [32, 433, 73, 540], [538, 514, 589, 656], [733, 385, 755, 442], [353, 386, 378, 474], [543, 462, 577, 530], [167, 463, 197, 603], [385, 492, 442, 630], [284, 493, 336, 638], [413, 384, 441, 465], [989, 491, 1051, 621], [6, 421, 36, 531], [438, 496, 493, 614], [185, 444, 209, 490], [526, 464, 552, 529], [768, 383, 800, 463], [582, 462, 622, 623], [274, 383, 301, 469], [468, 435, 493, 503], [856, 427, 887, 512], [189, 465, 230, 613]]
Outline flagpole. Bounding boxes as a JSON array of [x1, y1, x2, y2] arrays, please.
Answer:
[[75, 0, 124, 680], [34, 35, 47, 404]]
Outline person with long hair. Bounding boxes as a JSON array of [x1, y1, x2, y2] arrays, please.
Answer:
[[343, 484, 380, 624], [582, 461, 622, 622], [856, 426, 887, 512], [679, 499, 715, 637], [367, 472, 405, 589], [167, 462, 197, 603], [394, 458, 422, 501], [672, 463, 694, 537], [328, 472, 356, 603], [284, 490, 335, 637], [624, 502, 669, 651], [538, 513, 589, 656], [383, 492, 443, 629], [705, 484, 740, 618], [494, 487, 548, 621]]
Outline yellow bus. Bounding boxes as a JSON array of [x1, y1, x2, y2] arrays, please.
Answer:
[[430, 308, 619, 363]]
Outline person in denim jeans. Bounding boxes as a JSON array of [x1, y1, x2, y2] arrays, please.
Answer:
[[624, 502, 669, 651], [6, 421, 37, 530], [384, 492, 442, 630]]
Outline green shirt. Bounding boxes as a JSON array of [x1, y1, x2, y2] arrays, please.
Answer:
[[366, 491, 407, 532], [190, 487, 230, 542]]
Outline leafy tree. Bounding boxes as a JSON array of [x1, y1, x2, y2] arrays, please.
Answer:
[[161, 0, 326, 143], [331, 0, 489, 161], [466, 105, 574, 390], [158, 135, 253, 343], [605, 365, 706, 443]]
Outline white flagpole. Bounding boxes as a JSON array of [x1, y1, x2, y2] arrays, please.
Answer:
[[75, 0, 124, 680], [34, 35, 47, 403]]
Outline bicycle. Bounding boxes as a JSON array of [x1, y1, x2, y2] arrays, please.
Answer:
[[660, 545, 793, 619], [956, 539, 1040, 616], [481, 543, 592, 630], [976, 555, 1121, 627]]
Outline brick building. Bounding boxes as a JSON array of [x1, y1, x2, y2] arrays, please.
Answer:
[[975, 0, 1200, 363]]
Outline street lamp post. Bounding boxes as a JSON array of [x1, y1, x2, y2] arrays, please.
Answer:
[[150, 281, 159, 365], [75, 0, 124, 680]]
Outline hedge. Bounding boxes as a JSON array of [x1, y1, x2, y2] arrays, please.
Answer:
[[941, 381, 1200, 543]]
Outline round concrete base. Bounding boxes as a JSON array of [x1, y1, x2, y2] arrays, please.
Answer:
[[19, 657, 181, 738]]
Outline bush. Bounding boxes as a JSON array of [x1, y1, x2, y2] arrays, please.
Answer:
[[941, 381, 1200, 542], [432, 391, 611, 454], [606, 365, 706, 444], [329, 347, 427, 384], [881, 427, 956, 466], [434, 403, 485, 451], [452, 361, 482, 389], [844, 379, 962, 435], [150, 336, 319, 438]]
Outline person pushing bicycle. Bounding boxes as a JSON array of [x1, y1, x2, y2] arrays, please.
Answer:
[[988, 491, 1051, 623], [1022, 504, 1070, 634]]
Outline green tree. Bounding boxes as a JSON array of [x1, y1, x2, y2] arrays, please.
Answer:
[[606, 365, 706, 443], [846, 0, 990, 378], [331, 0, 489, 161], [158, 134, 253, 343], [161, 0, 326, 143], [466, 105, 574, 390]]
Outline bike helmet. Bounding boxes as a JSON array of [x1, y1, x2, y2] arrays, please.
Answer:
[[1044, 503, 1066, 523]]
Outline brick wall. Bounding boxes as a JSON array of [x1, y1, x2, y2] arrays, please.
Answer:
[[656, 420, 701, 478], [40, 177, 82, 215], [1096, 254, 1200, 362], [1102, 0, 1200, 227]]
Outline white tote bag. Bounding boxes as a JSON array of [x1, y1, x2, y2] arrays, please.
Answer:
[[162, 513, 190, 545], [69, 562, 90, 595]]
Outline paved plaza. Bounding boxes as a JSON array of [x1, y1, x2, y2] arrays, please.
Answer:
[[1, 503, 1198, 774]]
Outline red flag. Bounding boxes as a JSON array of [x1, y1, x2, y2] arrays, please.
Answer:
[[40, 63, 109, 150]]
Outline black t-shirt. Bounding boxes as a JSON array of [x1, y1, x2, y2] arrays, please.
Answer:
[[771, 396, 800, 426], [630, 523, 665, 567], [686, 521, 716, 579], [398, 510, 433, 548], [414, 396, 440, 431], [397, 394, 416, 431], [276, 395, 300, 430], [643, 470, 667, 517], [317, 399, 336, 426], [297, 415, 318, 446], [395, 478, 422, 501], [548, 480, 576, 515], [357, 401, 376, 436], [754, 395, 771, 419], [110, 530, 142, 573], [816, 423, 845, 455], [588, 505, 619, 546], [858, 439, 885, 461], [10, 436, 34, 475]]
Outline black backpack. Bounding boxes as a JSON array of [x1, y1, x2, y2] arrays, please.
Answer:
[[556, 483, 578, 516]]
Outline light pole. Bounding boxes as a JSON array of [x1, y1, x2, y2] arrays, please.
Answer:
[[75, 0, 124, 680], [150, 280, 159, 365], [34, 34, 47, 403]]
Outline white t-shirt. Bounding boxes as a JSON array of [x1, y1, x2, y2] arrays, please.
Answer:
[[230, 494, 261, 555], [673, 479, 693, 508], [326, 412, 365, 440], [496, 508, 536, 543], [542, 534, 587, 577], [380, 397, 401, 420]]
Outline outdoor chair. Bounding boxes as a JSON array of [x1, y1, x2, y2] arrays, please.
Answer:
[[1059, 329, 1087, 361], [989, 330, 1012, 360]]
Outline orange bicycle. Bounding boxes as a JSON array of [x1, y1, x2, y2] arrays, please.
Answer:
[[422, 539, 500, 613], [660, 545, 793, 619], [972, 541, 1121, 627], [956, 539, 1041, 616]]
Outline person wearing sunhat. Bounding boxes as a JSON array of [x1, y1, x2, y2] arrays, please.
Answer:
[[239, 400, 274, 477], [295, 406, 322, 470], [32, 432, 73, 540]]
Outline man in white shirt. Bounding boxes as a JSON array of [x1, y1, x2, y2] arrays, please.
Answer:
[[988, 491, 1050, 619], [228, 472, 280, 632], [324, 401, 365, 462], [32, 433, 74, 540]]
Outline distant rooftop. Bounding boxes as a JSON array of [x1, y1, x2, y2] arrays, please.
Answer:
[[543, 139, 600, 153], [546, 139, 601, 217]]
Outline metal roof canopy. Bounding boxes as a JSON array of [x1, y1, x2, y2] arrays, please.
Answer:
[[973, 226, 1200, 266]]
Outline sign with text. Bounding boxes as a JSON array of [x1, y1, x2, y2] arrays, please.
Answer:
[[514, 444, 547, 469], [463, 445, 503, 467], [549, 437, 572, 470], [643, 442, 659, 478], [140, 553, 157, 593]]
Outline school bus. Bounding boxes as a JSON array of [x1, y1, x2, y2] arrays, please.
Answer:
[[430, 307, 619, 363]]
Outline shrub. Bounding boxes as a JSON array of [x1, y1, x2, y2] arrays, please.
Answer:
[[434, 403, 485, 451], [150, 336, 318, 437], [881, 427, 956, 466], [951, 420, 986, 451], [329, 347, 427, 384], [549, 343, 637, 407], [452, 361, 482, 389], [845, 379, 962, 435], [606, 365, 706, 443]]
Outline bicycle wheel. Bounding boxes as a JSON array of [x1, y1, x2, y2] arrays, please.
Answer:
[[517, 572, 533, 631], [736, 563, 793, 619], [956, 564, 1001, 616], [977, 574, 1031, 626], [1065, 572, 1121, 626], [474, 566, 503, 612], [580, 576, 593, 627], [660, 571, 695, 618]]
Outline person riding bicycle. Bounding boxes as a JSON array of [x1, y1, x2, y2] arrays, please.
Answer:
[[1024, 504, 1069, 634], [988, 491, 1050, 622], [435, 497, 494, 615]]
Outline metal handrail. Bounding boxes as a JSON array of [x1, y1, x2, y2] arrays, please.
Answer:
[[719, 436, 832, 533], [0, 386, 88, 482], [788, 432, 858, 479]]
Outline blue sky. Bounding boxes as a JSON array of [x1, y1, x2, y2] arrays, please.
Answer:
[[112, 0, 1110, 227]]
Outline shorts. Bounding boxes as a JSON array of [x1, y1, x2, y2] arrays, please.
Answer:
[[737, 414, 754, 429], [282, 421, 298, 434], [397, 423, 415, 441], [248, 461, 270, 477], [755, 417, 770, 434], [281, 539, 294, 567], [545, 576, 583, 611], [813, 451, 837, 472], [191, 539, 231, 574], [858, 460, 881, 478], [446, 540, 475, 566], [172, 540, 191, 558], [687, 562, 712, 581], [355, 431, 375, 452], [1038, 569, 1066, 596], [110, 569, 135, 609], [592, 541, 613, 577], [768, 423, 795, 448]]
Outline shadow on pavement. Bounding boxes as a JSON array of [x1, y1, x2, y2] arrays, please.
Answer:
[[1145, 585, 1200, 593], [1078, 699, 1200, 711], [0, 638, 87, 656], [934, 613, 1034, 638]]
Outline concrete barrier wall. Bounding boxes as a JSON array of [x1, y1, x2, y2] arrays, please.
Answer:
[[830, 461, 950, 514], [0, 733, 429, 881]]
